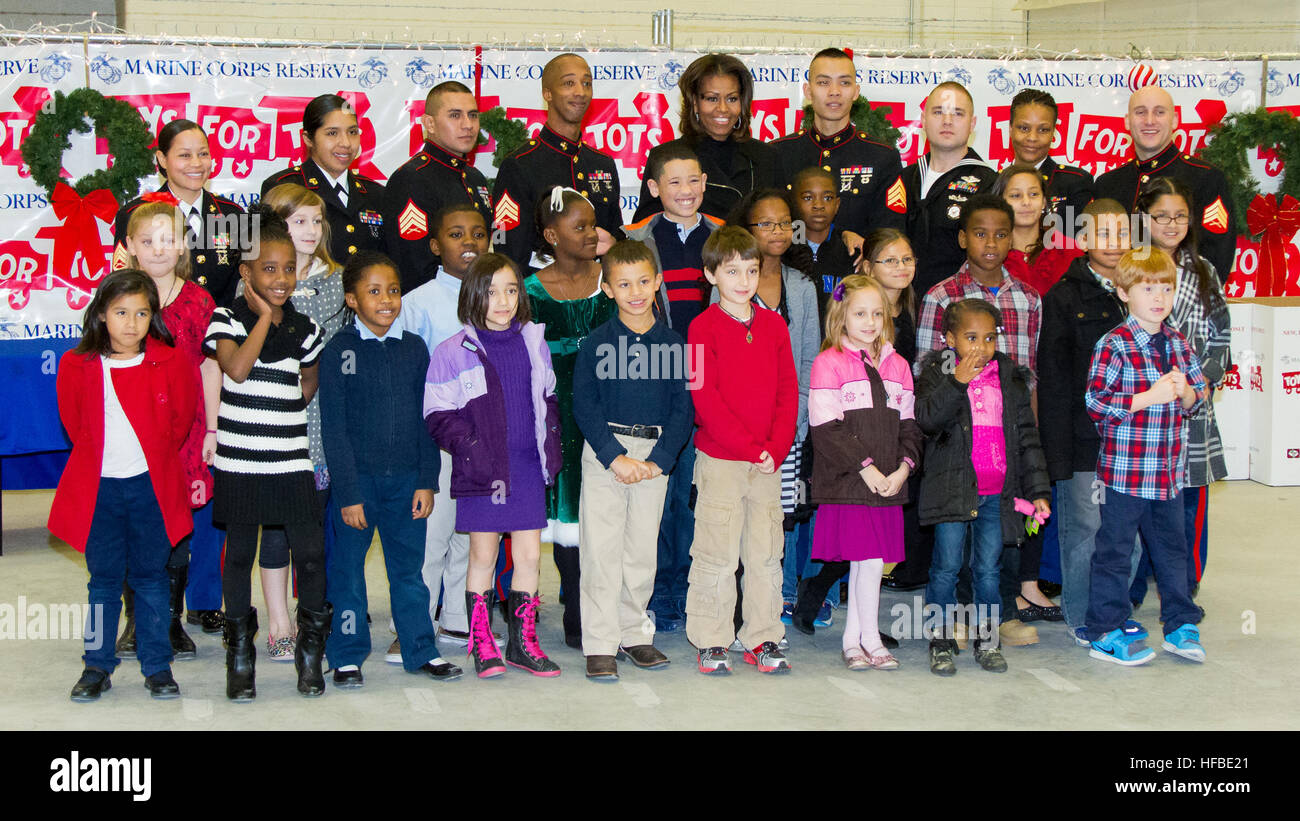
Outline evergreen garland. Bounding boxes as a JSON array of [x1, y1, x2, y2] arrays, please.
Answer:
[[1199, 108, 1300, 237]]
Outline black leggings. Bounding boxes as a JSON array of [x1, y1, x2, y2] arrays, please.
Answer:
[[222, 521, 324, 618]]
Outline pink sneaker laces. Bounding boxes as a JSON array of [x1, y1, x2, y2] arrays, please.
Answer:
[[469, 594, 500, 661], [513, 595, 548, 660]]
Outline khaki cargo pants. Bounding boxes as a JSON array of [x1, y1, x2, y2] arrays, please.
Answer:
[[685, 450, 785, 651]]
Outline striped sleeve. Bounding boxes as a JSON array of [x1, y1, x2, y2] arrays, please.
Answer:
[[203, 307, 241, 356]]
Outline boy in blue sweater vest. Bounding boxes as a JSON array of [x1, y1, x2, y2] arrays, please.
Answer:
[[319, 252, 462, 687], [573, 241, 695, 680]]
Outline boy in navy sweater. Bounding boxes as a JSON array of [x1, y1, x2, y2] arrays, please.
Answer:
[[573, 241, 695, 680], [319, 252, 461, 687]]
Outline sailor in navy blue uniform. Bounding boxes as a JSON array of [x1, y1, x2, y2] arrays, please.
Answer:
[[770, 48, 907, 237], [903, 82, 998, 297], [383, 81, 493, 292], [492, 54, 624, 271], [1095, 85, 1235, 282]]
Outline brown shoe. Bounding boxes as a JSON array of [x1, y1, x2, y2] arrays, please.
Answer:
[[585, 655, 618, 680], [618, 644, 670, 668]]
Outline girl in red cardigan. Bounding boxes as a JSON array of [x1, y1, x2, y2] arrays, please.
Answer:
[[51, 269, 198, 702]]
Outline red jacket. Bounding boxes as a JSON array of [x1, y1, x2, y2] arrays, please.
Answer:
[[49, 337, 197, 553]]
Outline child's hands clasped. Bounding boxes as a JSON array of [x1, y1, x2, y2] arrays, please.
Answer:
[[612, 454, 659, 484], [859, 464, 889, 495], [881, 463, 911, 497]]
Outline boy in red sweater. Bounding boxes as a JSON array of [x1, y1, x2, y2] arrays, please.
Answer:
[[686, 226, 798, 674]]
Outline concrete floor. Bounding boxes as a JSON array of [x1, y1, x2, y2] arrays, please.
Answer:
[[1, 480, 1295, 731]]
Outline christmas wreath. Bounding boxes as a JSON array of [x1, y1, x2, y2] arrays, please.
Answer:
[[1200, 107, 1300, 237], [21, 87, 154, 206]]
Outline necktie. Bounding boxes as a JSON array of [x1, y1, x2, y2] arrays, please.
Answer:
[[335, 182, 348, 208]]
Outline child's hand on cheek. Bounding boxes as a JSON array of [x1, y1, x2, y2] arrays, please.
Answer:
[[243, 277, 272, 320]]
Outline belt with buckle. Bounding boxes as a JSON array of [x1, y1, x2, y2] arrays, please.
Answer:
[[608, 423, 661, 440]]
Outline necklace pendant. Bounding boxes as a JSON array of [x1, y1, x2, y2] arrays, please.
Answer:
[[746, 331, 753, 343]]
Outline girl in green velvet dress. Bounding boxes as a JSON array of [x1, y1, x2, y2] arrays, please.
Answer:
[[525, 186, 616, 648]]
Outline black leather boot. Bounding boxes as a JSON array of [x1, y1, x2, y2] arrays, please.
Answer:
[[295, 603, 333, 697], [224, 608, 257, 702], [115, 583, 137, 658], [168, 566, 197, 660]]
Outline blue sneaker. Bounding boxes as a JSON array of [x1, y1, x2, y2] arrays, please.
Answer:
[[814, 601, 833, 628], [780, 601, 795, 626], [1089, 628, 1155, 666], [1072, 627, 1090, 647], [1123, 619, 1148, 640], [1161, 623, 1206, 662]]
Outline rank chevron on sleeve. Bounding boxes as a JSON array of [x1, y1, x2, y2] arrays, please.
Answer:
[[494, 192, 520, 231], [399, 200, 428, 240], [886, 177, 907, 213], [1202, 197, 1229, 234]]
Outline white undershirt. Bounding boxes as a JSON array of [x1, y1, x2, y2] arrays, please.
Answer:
[[101, 353, 149, 478], [920, 166, 943, 200]]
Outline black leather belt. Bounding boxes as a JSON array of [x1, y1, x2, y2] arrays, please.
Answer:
[[608, 423, 661, 439]]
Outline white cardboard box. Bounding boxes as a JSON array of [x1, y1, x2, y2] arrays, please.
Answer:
[[1241, 297, 1300, 486]]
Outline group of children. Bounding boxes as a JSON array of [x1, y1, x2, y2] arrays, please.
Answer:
[[54, 100, 1228, 702]]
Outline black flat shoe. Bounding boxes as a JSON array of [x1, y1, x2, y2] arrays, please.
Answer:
[[144, 671, 180, 699], [1016, 602, 1064, 623], [332, 668, 364, 689], [70, 668, 111, 702], [880, 631, 899, 650], [187, 610, 225, 634], [882, 576, 928, 592], [416, 658, 463, 682]]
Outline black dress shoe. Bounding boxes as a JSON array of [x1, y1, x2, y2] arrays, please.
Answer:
[[416, 659, 463, 681], [882, 576, 928, 592], [332, 668, 364, 689], [880, 631, 899, 650], [187, 610, 225, 634], [617, 644, 670, 668], [144, 670, 180, 699], [585, 655, 618, 680], [70, 668, 112, 702]]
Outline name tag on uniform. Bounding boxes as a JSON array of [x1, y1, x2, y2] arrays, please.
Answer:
[[359, 210, 383, 226]]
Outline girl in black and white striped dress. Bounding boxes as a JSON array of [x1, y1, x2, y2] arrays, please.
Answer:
[[203, 206, 330, 701]]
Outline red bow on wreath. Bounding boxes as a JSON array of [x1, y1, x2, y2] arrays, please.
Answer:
[[141, 190, 180, 206], [50, 182, 118, 280], [1247, 193, 1300, 297]]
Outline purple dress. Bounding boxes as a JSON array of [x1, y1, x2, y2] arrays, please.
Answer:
[[455, 323, 548, 533]]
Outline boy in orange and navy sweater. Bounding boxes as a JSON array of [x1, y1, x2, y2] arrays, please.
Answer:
[[686, 226, 798, 675]]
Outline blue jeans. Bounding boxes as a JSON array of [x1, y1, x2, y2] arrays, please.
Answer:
[[1057, 472, 1142, 630], [325, 472, 439, 672], [1087, 488, 1200, 640], [651, 428, 696, 620], [928, 494, 1002, 627], [83, 473, 174, 677], [1130, 484, 1208, 604]]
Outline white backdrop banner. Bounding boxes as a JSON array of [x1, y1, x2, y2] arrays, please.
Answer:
[[0, 45, 1275, 335]]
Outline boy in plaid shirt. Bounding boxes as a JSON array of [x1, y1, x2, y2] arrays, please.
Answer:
[[1083, 247, 1206, 666], [915, 195, 1041, 384]]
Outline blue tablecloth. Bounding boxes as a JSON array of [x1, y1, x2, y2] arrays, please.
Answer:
[[1, 338, 76, 489]]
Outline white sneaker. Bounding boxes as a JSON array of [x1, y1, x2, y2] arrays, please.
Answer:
[[384, 638, 402, 665]]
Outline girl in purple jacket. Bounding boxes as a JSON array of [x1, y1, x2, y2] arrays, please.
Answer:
[[424, 253, 563, 679]]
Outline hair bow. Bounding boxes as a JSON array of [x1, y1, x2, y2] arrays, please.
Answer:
[[142, 191, 180, 206], [549, 186, 582, 212], [831, 281, 847, 302]]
